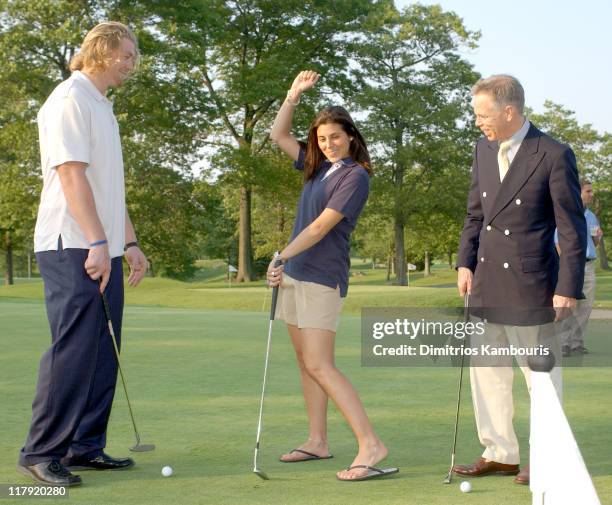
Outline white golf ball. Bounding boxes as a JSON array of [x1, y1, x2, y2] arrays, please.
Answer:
[[161, 466, 173, 477], [460, 480, 472, 493]]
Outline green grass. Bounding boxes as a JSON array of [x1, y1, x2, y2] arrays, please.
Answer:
[[2, 262, 610, 312], [594, 267, 612, 308], [1, 300, 611, 505]]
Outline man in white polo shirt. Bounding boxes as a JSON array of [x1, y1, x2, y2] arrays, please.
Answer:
[[18, 22, 148, 487]]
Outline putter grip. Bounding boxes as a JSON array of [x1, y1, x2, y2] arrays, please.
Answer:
[[101, 293, 112, 321], [269, 258, 283, 321], [98, 279, 112, 321]]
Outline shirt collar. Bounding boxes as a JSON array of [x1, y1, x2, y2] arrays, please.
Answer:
[[323, 157, 353, 167], [321, 157, 353, 181], [71, 71, 110, 103], [500, 118, 530, 149]]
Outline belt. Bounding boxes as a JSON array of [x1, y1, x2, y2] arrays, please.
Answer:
[[586, 258, 596, 262]]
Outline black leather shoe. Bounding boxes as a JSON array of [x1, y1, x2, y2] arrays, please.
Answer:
[[62, 452, 134, 471], [17, 460, 82, 486]]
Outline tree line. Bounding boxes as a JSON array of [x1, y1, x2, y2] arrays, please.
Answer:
[[1, 0, 609, 285]]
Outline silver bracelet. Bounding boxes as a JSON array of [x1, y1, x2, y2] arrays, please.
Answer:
[[286, 89, 300, 106]]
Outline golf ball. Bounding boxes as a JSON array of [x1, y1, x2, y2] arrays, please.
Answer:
[[460, 480, 472, 493], [162, 466, 173, 477]]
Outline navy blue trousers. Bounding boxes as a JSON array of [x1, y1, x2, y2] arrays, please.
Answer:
[[20, 243, 124, 465]]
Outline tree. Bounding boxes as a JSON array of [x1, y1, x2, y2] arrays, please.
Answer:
[[530, 102, 611, 269], [352, 211, 394, 277], [139, 0, 381, 281], [192, 177, 238, 266], [530, 101, 604, 180], [351, 3, 480, 284], [0, 3, 52, 283], [250, 149, 302, 261], [123, 153, 201, 279], [0, 126, 39, 284], [0, 0, 212, 277], [593, 133, 611, 269]]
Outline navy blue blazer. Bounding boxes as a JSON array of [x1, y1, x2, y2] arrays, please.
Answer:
[[457, 124, 587, 325]]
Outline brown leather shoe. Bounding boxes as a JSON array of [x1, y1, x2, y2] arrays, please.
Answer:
[[514, 464, 529, 485], [453, 457, 519, 477]]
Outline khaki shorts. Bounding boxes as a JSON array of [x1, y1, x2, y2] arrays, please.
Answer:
[[274, 273, 344, 332]]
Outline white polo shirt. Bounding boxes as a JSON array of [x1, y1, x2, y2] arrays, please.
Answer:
[[34, 71, 126, 258]]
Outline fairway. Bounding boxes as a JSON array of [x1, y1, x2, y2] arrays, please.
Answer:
[[1, 0, 610, 503], [1, 299, 611, 505]]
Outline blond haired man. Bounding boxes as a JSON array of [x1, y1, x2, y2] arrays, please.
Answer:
[[18, 22, 148, 486]]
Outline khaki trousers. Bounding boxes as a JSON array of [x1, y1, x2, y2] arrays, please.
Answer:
[[469, 321, 562, 464], [559, 261, 596, 350]]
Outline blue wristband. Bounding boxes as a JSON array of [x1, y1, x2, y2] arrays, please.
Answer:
[[90, 239, 108, 248]]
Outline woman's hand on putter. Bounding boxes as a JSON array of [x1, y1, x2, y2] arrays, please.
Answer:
[[125, 246, 148, 287], [85, 243, 111, 293], [266, 259, 284, 287]]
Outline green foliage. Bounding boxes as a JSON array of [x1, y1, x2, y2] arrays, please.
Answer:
[[530, 101, 606, 181], [353, 212, 393, 267], [2, 1, 609, 282], [350, 3, 480, 283], [192, 177, 238, 263], [250, 149, 302, 260], [135, 0, 382, 280], [595, 133, 612, 238], [530, 101, 611, 241], [0, 0, 211, 278], [123, 156, 200, 279]]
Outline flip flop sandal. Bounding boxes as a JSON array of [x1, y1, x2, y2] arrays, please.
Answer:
[[279, 449, 334, 463], [337, 464, 399, 481]]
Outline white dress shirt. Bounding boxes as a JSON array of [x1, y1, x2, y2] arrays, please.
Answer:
[[500, 118, 531, 167]]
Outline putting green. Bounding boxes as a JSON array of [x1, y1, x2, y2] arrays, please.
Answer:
[[1, 299, 610, 504]]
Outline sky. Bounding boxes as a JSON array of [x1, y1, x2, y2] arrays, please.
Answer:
[[396, 0, 612, 134]]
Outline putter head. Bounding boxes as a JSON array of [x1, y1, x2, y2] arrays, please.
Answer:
[[253, 467, 269, 480], [443, 470, 453, 484], [130, 443, 156, 452]]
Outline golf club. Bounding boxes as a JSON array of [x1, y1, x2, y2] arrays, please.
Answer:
[[100, 287, 155, 452], [443, 293, 470, 484], [253, 256, 283, 480]]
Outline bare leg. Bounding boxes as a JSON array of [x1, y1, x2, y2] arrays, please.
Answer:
[[298, 328, 387, 479], [280, 324, 331, 461]]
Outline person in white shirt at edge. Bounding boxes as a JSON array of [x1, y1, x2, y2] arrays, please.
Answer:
[[555, 180, 604, 356], [18, 22, 148, 487]]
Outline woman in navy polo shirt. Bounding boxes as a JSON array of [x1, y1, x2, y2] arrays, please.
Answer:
[[268, 70, 397, 481]]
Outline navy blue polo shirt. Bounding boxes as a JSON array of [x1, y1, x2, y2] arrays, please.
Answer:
[[284, 147, 370, 297]]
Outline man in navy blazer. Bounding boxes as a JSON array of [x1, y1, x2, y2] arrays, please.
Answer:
[[453, 75, 586, 485]]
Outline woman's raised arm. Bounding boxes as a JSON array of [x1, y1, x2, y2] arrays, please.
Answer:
[[270, 70, 320, 161]]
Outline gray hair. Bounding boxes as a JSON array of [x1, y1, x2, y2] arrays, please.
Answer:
[[472, 75, 525, 114]]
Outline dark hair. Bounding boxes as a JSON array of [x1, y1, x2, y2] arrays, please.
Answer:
[[303, 106, 372, 182]]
